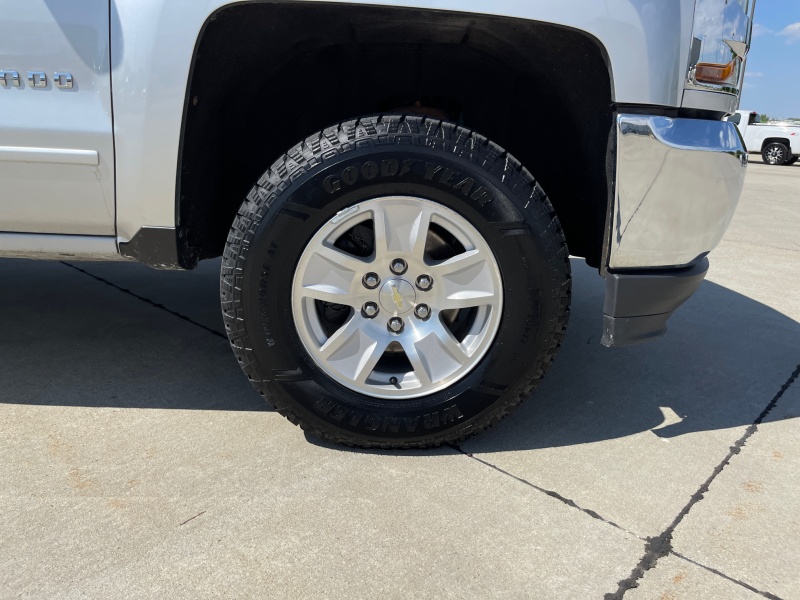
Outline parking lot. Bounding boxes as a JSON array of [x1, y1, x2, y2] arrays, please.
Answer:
[[1, 160, 798, 599]]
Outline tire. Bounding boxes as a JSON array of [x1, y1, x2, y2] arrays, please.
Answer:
[[221, 115, 570, 448], [762, 142, 790, 165], [787, 156, 798, 166]]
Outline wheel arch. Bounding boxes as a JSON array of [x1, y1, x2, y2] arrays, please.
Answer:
[[762, 138, 792, 152], [175, 2, 615, 269]]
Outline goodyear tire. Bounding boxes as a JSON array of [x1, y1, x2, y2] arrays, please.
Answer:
[[221, 115, 570, 448]]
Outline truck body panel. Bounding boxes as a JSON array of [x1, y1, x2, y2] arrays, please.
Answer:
[[109, 0, 695, 242], [0, 0, 754, 347], [0, 0, 115, 236]]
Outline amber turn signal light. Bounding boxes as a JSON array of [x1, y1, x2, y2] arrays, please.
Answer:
[[694, 59, 737, 84]]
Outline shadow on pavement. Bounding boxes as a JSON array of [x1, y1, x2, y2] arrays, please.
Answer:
[[462, 261, 800, 453], [1, 258, 798, 449], [0, 259, 266, 413]]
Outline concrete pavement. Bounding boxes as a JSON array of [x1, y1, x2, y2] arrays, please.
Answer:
[[0, 161, 797, 598]]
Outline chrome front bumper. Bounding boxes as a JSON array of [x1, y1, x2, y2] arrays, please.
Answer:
[[609, 114, 747, 269]]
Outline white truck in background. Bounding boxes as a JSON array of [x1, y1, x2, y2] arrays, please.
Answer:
[[730, 110, 800, 165]]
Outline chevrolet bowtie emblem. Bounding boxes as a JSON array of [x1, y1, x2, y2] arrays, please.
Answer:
[[391, 284, 404, 310]]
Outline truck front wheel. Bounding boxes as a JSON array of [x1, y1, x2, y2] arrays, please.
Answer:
[[762, 142, 790, 165], [220, 115, 570, 448]]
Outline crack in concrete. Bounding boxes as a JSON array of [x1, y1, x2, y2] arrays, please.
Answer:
[[449, 444, 643, 540], [605, 362, 800, 600], [671, 550, 784, 599], [178, 511, 207, 527], [61, 262, 228, 341]]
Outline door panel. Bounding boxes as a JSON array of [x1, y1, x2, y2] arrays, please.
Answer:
[[0, 0, 115, 235]]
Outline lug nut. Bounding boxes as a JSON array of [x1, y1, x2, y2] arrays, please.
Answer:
[[387, 317, 404, 333], [362, 302, 379, 318], [390, 258, 408, 275], [362, 272, 380, 289], [416, 275, 433, 291], [414, 304, 430, 320]]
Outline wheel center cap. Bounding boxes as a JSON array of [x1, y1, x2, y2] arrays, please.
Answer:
[[379, 278, 416, 315]]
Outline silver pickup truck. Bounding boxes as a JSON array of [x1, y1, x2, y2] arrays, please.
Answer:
[[1, 0, 754, 448]]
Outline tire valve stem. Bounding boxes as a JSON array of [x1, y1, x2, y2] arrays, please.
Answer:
[[389, 376, 400, 388]]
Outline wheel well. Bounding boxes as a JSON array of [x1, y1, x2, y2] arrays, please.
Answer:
[[177, 3, 614, 268], [762, 138, 791, 151]]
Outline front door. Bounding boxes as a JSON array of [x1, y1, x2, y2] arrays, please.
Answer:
[[0, 0, 115, 235]]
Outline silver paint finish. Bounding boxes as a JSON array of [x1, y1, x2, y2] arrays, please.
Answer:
[[110, 0, 696, 242], [609, 114, 747, 269], [0, 0, 114, 235], [291, 196, 503, 399]]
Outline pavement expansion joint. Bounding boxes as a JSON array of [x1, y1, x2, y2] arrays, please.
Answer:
[[449, 444, 642, 540], [60, 261, 228, 340], [604, 362, 800, 600]]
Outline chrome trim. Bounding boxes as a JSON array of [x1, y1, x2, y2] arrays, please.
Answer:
[[0, 146, 99, 166], [682, 89, 739, 115], [54, 72, 73, 89], [27, 71, 47, 88], [609, 114, 747, 269], [0, 70, 21, 87], [684, 77, 738, 95]]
